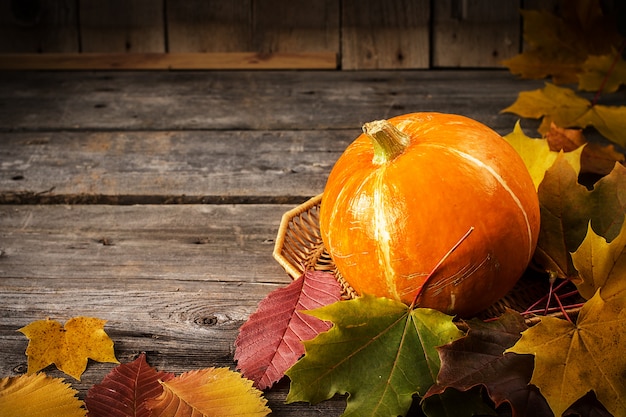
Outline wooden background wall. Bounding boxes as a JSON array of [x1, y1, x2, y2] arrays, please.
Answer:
[[0, 0, 560, 70]]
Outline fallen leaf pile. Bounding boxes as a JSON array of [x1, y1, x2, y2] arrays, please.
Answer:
[[2, 1, 626, 416], [502, 0, 626, 149]]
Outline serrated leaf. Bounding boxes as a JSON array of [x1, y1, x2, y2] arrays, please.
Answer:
[[534, 153, 592, 278], [426, 310, 552, 417], [0, 373, 86, 417], [506, 291, 626, 417], [285, 295, 464, 417], [146, 368, 270, 417], [504, 122, 582, 190], [572, 220, 626, 301], [235, 270, 342, 389], [18, 316, 119, 380], [502, 83, 626, 147], [502, 2, 622, 84], [532, 154, 626, 278], [85, 353, 174, 417], [578, 50, 626, 93]]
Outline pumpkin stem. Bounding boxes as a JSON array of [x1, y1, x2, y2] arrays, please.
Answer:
[[363, 120, 410, 165]]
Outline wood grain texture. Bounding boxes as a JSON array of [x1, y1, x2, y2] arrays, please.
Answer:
[[167, 0, 252, 52], [0, 130, 347, 201], [432, 0, 521, 67], [0, 52, 337, 70], [79, 0, 165, 53], [341, 0, 430, 69], [0, 70, 542, 132], [0, 0, 79, 53], [252, 0, 339, 53]]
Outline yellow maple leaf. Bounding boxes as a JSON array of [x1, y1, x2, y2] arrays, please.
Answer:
[[146, 367, 271, 417], [506, 291, 626, 417], [503, 122, 582, 190], [502, 83, 626, 147], [18, 316, 119, 380], [572, 220, 626, 301], [503, 0, 623, 83], [578, 49, 626, 93], [0, 373, 86, 417]]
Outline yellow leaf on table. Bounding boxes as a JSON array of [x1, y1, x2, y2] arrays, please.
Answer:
[[506, 291, 626, 417], [0, 373, 86, 417], [572, 220, 626, 301], [578, 50, 626, 93], [502, 83, 626, 147], [503, 122, 582, 190], [18, 316, 119, 380], [146, 367, 270, 417]]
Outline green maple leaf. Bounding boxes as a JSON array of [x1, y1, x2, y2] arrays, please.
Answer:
[[506, 291, 626, 417], [572, 220, 626, 301], [502, 83, 626, 147], [285, 295, 464, 417]]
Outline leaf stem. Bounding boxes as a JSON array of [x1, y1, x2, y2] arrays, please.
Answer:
[[410, 227, 474, 310], [590, 39, 626, 107]]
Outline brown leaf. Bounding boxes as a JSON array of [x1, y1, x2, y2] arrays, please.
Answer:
[[544, 122, 585, 152], [85, 353, 174, 417]]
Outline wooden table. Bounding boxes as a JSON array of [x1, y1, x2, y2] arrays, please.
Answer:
[[0, 69, 546, 415]]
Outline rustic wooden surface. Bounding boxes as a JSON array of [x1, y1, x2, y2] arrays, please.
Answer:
[[0, 0, 530, 69], [0, 69, 551, 415]]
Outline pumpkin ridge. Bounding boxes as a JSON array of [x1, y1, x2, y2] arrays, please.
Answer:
[[372, 171, 399, 300], [420, 143, 535, 262]]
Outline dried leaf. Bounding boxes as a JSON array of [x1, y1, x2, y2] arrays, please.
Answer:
[[502, 83, 626, 147], [285, 295, 464, 417], [18, 316, 119, 380], [534, 153, 592, 278], [146, 368, 270, 417], [504, 121, 582, 190], [545, 122, 586, 152], [503, 1, 622, 83], [427, 310, 552, 417], [235, 270, 342, 389], [507, 291, 626, 417], [572, 220, 626, 301], [578, 50, 626, 93], [85, 353, 174, 417], [0, 373, 86, 417], [580, 142, 625, 178]]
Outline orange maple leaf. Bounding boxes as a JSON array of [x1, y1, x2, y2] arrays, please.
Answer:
[[18, 317, 119, 380]]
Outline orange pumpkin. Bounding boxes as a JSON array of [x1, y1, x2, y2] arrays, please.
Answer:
[[319, 112, 540, 317]]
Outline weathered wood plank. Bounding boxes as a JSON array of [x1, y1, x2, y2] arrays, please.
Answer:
[[0, 130, 348, 201], [167, 0, 252, 53], [432, 0, 521, 68], [0, 204, 348, 414], [252, 0, 339, 54], [0, 52, 338, 70], [0, 70, 544, 131], [0, 0, 79, 53], [341, 0, 430, 69], [79, 0, 165, 53]]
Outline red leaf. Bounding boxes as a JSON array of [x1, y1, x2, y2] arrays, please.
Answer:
[[234, 270, 342, 389], [86, 353, 174, 417]]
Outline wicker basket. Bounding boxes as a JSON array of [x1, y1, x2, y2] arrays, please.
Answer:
[[273, 194, 581, 322]]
